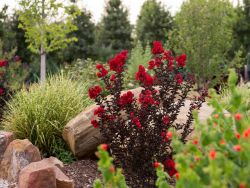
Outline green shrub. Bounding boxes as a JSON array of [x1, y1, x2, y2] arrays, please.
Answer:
[[1, 74, 91, 161], [219, 83, 250, 113], [172, 69, 250, 187]]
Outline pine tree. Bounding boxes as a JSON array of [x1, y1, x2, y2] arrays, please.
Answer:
[[96, 0, 132, 61], [63, 9, 96, 62], [136, 0, 173, 47]]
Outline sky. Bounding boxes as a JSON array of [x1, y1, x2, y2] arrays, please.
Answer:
[[0, 0, 240, 24]]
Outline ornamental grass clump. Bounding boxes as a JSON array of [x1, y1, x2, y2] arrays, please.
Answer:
[[1, 74, 91, 160], [88, 41, 206, 187]]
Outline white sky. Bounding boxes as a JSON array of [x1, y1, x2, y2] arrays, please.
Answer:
[[0, 0, 240, 24]]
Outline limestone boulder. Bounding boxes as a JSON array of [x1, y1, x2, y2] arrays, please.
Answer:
[[0, 139, 41, 183], [0, 131, 14, 163], [18, 158, 74, 188]]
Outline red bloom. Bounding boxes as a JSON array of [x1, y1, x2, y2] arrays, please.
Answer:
[[239, 183, 246, 188], [164, 159, 177, 177], [167, 60, 174, 71], [154, 162, 159, 168], [94, 106, 105, 117], [175, 173, 180, 180], [132, 117, 142, 128], [148, 60, 155, 70], [119, 91, 134, 107], [91, 120, 99, 128], [110, 74, 116, 81], [162, 116, 170, 125], [175, 74, 183, 84], [88, 86, 102, 99], [135, 65, 154, 86], [152, 41, 164, 55], [176, 54, 187, 67], [0, 88, 4, 96], [166, 132, 173, 140], [100, 144, 108, 151], [0, 59, 7, 67], [233, 145, 241, 152], [209, 150, 216, 159], [154, 58, 162, 67], [243, 128, 250, 138], [235, 113, 242, 121], [139, 90, 157, 106], [108, 50, 128, 73], [96, 64, 108, 78], [163, 50, 174, 61], [192, 139, 199, 145], [235, 133, 241, 139]]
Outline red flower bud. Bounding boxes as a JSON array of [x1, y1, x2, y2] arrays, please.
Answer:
[[175, 173, 180, 180], [154, 162, 159, 168], [209, 150, 216, 159], [100, 144, 108, 151], [235, 133, 241, 139], [235, 113, 242, 121], [233, 145, 241, 152], [192, 139, 199, 145]]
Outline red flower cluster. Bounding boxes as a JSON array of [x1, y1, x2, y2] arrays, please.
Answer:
[[152, 41, 164, 55], [162, 116, 170, 125], [110, 74, 116, 81], [118, 91, 134, 107], [0, 60, 7, 67], [108, 50, 128, 73], [88, 86, 102, 99], [135, 65, 154, 86], [139, 90, 158, 106], [163, 50, 174, 61], [96, 64, 108, 78], [91, 120, 99, 128], [164, 159, 177, 176], [175, 74, 183, 84], [176, 54, 187, 67], [132, 117, 142, 128], [94, 106, 105, 117], [0, 87, 4, 95]]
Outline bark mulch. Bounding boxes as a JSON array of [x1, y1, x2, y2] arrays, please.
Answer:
[[64, 159, 100, 188]]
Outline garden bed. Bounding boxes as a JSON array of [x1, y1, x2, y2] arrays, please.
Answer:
[[64, 159, 100, 188]]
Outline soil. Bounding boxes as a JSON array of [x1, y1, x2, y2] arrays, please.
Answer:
[[63, 159, 100, 188]]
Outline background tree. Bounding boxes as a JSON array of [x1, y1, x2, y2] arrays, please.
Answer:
[[136, 0, 173, 47], [62, 9, 96, 62], [175, 0, 236, 88], [18, 0, 80, 81], [96, 0, 132, 61]]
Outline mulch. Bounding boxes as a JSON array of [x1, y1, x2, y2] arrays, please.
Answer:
[[63, 159, 100, 188]]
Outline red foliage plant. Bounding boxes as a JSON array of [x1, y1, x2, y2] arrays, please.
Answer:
[[88, 41, 207, 187]]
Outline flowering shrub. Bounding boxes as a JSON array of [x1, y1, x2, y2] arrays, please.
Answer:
[[172, 69, 250, 187], [88, 41, 206, 187]]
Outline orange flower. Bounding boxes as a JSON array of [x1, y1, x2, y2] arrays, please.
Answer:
[[209, 150, 216, 159], [235, 113, 242, 121]]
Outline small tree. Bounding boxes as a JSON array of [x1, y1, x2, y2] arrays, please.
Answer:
[[136, 0, 173, 47], [175, 0, 236, 88], [18, 0, 79, 81]]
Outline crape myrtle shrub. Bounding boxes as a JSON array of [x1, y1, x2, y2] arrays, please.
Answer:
[[88, 41, 207, 187]]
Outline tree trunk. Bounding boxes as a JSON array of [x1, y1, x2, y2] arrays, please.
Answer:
[[40, 46, 46, 82]]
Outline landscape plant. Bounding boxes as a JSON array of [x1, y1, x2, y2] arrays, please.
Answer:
[[175, 0, 236, 88], [88, 41, 206, 187], [171, 69, 250, 187], [1, 74, 91, 162]]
